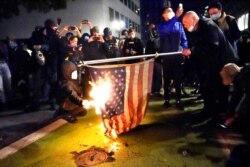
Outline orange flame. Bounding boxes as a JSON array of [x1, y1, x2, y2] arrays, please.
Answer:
[[89, 76, 112, 114]]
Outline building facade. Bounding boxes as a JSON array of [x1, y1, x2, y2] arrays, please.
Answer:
[[0, 0, 141, 39]]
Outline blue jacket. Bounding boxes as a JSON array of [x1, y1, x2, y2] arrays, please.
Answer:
[[157, 17, 188, 53]]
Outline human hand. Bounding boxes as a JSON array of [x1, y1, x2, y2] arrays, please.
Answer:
[[176, 3, 184, 18], [182, 48, 191, 57]]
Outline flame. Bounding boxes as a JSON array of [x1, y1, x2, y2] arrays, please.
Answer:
[[89, 77, 112, 114], [85, 75, 119, 138], [109, 142, 119, 152]]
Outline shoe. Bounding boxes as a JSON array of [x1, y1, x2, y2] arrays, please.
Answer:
[[64, 115, 77, 123], [220, 117, 235, 128], [77, 109, 87, 117], [163, 100, 171, 108], [176, 101, 184, 110]]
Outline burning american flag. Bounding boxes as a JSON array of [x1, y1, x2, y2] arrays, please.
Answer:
[[87, 59, 154, 135]]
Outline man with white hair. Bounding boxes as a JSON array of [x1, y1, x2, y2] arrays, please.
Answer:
[[182, 11, 238, 119], [220, 63, 250, 128]]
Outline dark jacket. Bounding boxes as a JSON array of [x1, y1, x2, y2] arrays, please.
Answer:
[[228, 64, 250, 116], [59, 61, 83, 111], [192, 18, 238, 73], [84, 40, 108, 61], [122, 37, 144, 56]]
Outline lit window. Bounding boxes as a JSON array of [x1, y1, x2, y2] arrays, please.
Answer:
[[237, 13, 249, 31]]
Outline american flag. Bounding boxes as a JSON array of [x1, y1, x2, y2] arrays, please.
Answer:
[[88, 59, 154, 135]]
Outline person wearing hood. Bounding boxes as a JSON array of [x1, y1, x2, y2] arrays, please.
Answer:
[[208, 0, 241, 53], [157, 6, 191, 110], [54, 60, 88, 123]]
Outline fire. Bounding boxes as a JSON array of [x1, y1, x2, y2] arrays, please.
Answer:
[[109, 142, 119, 153], [82, 75, 119, 138], [89, 77, 112, 114]]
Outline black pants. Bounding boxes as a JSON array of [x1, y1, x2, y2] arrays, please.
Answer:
[[162, 56, 184, 102]]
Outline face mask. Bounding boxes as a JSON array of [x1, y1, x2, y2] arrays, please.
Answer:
[[9, 41, 17, 49], [71, 70, 78, 80], [187, 25, 195, 32], [70, 42, 77, 48], [83, 36, 89, 41], [167, 11, 175, 20], [210, 13, 221, 21]]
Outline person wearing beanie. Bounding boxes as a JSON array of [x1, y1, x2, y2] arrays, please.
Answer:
[[208, 1, 241, 53]]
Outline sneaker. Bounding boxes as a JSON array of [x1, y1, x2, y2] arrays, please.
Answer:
[[64, 115, 77, 123], [163, 100, 171, 108], [176, 101, 184, 110], [220, 117, 235, 128]]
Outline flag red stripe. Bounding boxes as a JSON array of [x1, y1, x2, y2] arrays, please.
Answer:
[[128, 65, 135, 128], [136, 63, 144, 126]]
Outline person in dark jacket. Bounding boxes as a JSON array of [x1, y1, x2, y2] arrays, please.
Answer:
[[122, 28, 144, 64], [220, 63, 250, 128], [208, 0, 241, 53], [157, 7, 191, 110], [84, 26, 108, 61], [182, 11, 238, 119], [103, 27, 120, 59], [54, 60, 87, 123], [145, 23, 162, 95]]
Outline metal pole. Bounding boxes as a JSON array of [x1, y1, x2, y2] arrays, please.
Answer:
[[78, 51, 182, 66]]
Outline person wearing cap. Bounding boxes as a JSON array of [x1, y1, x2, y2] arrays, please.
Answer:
[[208, 0, 241, 53], [103, 27, 120, 59], [220, 63, 250, 128], [122, 28, 144, 64], [157, 6, 191, 110], [182, 11, 238, 119], [84, 26, 108, 61]]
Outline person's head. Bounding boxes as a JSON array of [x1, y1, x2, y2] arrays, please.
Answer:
[[220, 63, 241, 85], [148, 23, 155, 30], [121, 29, 128, 37], [161, 7, 175, 21], [208, 1, 223, 21], [103, 27, 112, 37], [182, 11, 200, 32], [81, 33, 90, 42], [90, 26, 100, 37], [62, 60, 78, 80], [65, 32, 74, 41], [128, 28, 136, 38], [44, 19, 58, 30], [69, 36, 78, 47]]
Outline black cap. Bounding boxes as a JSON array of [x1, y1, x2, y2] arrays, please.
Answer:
[[208, 1, 222, 11]]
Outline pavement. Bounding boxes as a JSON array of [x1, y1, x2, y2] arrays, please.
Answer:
[[0, 95, 250, 167]]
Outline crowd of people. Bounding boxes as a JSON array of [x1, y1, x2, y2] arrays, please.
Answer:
[[0, 0, 249, 126]]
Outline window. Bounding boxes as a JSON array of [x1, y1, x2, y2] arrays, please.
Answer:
[[109, 7, 114, 21], [131, 2, 135, 12], [238, 13, 249, 31], [128, 0, 131, 9], [120, 0, 123, 3], [124, 0, 127, 6], [125, 17, 129, 28], [129, 19, 133, 28], [121, 14, 125, 22], [115, 11, 119, 20], [137, 25, 141, 33]]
